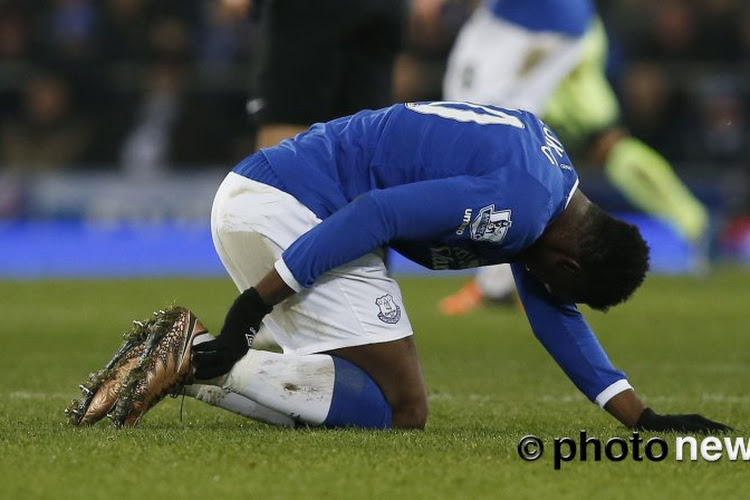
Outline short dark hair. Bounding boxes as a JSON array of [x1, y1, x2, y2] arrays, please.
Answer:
[[577, 205, 650, 311]]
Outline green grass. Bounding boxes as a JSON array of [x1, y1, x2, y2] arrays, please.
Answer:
[[1, 268, 749, 499]]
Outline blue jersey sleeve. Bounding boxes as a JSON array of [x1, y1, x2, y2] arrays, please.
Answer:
[[510, 263, 631, 406], [279, 176, 494, 289]]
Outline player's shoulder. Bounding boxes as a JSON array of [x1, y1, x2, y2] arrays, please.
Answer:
[[396, 101, 567, 169]]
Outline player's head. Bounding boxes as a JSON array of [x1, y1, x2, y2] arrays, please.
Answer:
[[574, 205, 650, 310], [523, 201, 650, 311]]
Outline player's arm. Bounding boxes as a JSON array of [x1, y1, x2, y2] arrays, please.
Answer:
[[276, 176, 493, 291], [510, 262, 636, 418], [510, 263, 732, 432]]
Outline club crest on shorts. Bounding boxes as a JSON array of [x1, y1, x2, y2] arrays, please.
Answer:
[[376, 294, 401, 324], [471, 204, 512, 243]]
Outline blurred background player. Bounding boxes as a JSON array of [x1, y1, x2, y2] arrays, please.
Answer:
[[438, 0, 711, 315], [228, 0, 407, 149]]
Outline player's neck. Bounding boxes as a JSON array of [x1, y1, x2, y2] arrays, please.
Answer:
[[539, 190, 591, 256]]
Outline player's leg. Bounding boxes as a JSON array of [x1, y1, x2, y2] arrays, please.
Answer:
[[439, 264, 516, 316], [595, 129, 708, 243], [543, 19, 708, 244], [475, 263, 516, 300], [326, 336, 426, 429], [256, 251, 421, 428], [184, 383, 295, 426], [216, 336, 425, 429], [206, 164, 422, 428], [214, 253, 421, 428], [443, 6, 526, 105], [204, 280, 427, 428]]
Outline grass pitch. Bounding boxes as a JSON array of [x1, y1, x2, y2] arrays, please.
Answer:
[[1, 268, 749, 499]]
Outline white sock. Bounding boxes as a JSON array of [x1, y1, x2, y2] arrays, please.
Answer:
[[220, 350, 336, 425], [476, 263, 516, 299], [184, 384, 294, 427], [189, 331, 295, 426]]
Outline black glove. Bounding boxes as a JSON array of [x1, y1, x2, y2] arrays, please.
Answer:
[[192, 287, 272, 380], [635, 407, 733, 433]]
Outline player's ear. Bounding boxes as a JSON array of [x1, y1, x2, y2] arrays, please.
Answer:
[[557, 255, 581, 276]]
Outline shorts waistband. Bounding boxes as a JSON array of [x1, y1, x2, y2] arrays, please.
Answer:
[[232, 152, 286, 193]]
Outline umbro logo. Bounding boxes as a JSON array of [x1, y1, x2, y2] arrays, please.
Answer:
[[456, 208, 473, 235]]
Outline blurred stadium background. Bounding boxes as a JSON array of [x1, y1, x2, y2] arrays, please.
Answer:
[[2, 3, 750, 497], [0, 0, 749, 277]]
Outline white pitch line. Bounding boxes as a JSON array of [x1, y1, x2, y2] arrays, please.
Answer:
[[428, 392, 750, 405], [701, 393, 750, 403], [5, 391, 71, 400]]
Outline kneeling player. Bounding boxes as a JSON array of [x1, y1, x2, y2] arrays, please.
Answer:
[[70, 102, 730, 432]]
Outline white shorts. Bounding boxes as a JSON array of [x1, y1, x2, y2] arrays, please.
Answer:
[[443, 5, 584, 114], [210, 172, 413, 355]]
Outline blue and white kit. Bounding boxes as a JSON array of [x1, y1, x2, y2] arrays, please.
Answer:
[[212, 101, 631, 408]]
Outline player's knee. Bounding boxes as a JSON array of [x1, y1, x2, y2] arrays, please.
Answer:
[[392, 398, 428, 430]]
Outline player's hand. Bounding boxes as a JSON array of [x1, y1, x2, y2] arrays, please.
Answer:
[[192, 287, 272, 380], [635, 407, 733, 433]]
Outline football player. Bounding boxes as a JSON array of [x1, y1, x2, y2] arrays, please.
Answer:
[[178, 102, 727, 432]]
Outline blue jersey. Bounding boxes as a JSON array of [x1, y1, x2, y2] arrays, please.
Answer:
[[234, 101, 628, 406], [243, 102, 579, 280], [487, 0, 595, 37]]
